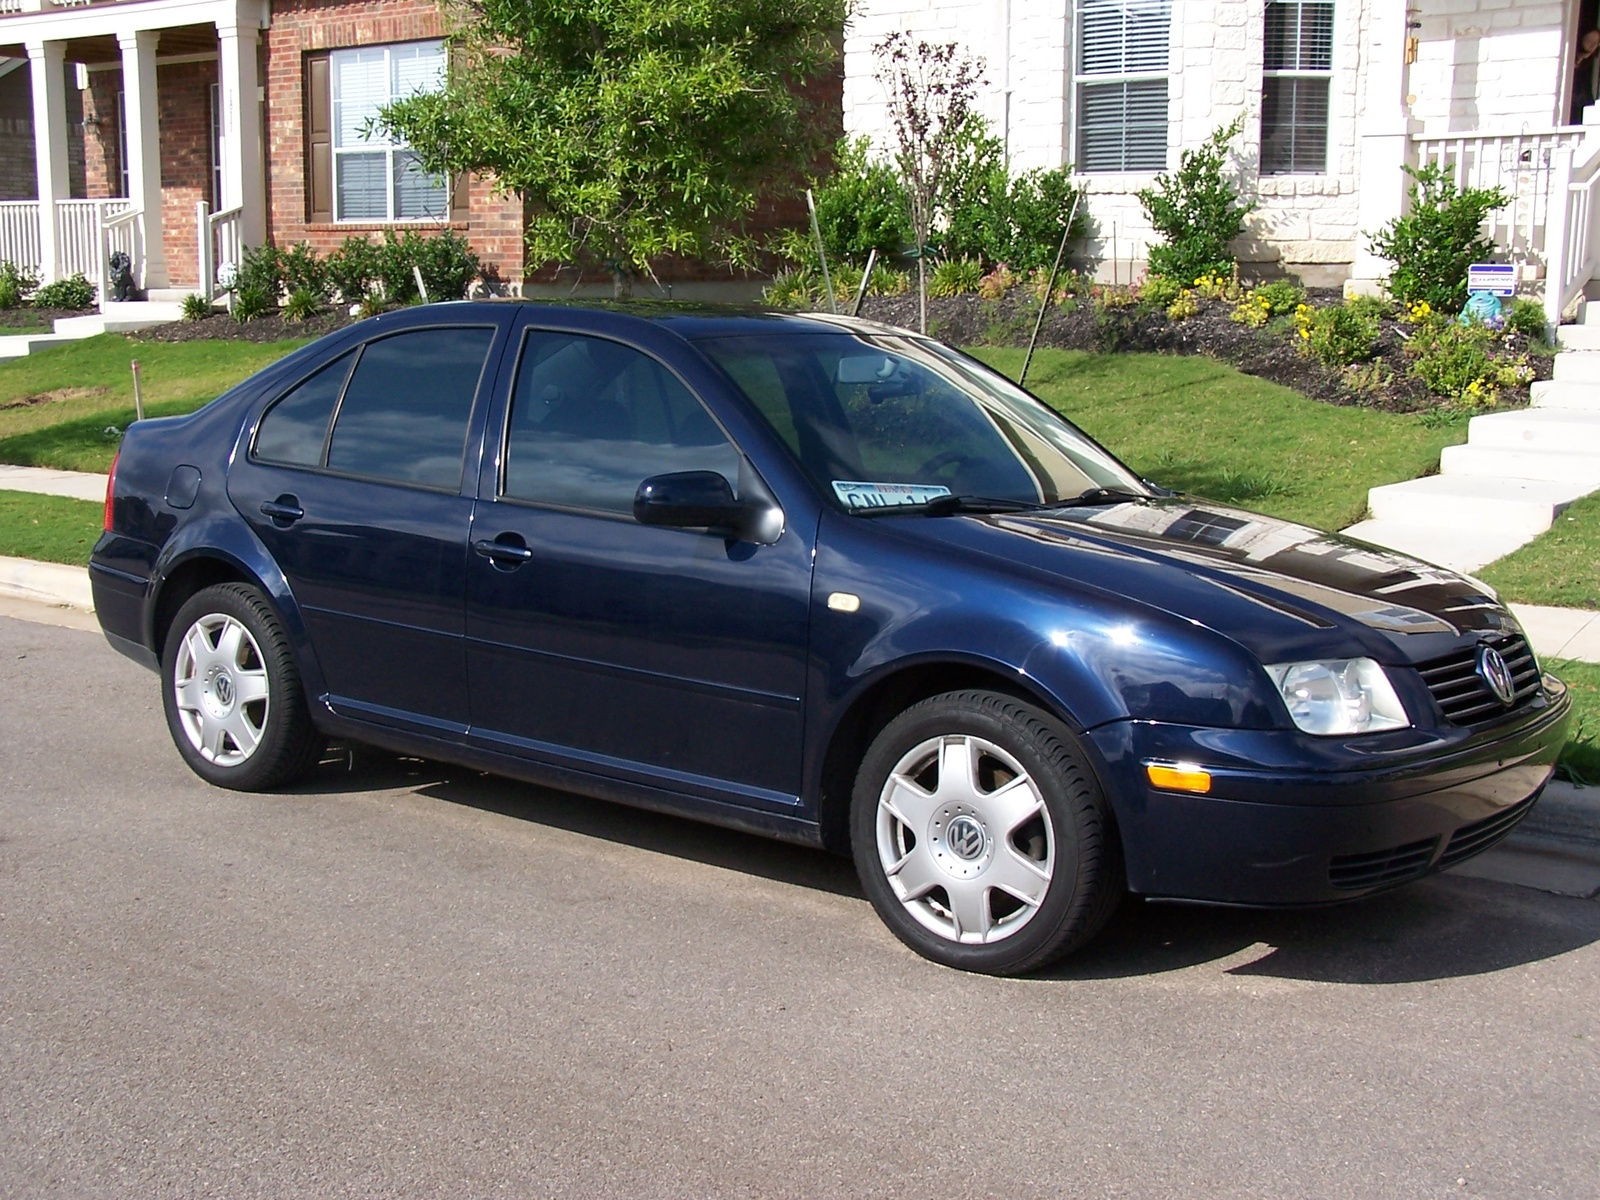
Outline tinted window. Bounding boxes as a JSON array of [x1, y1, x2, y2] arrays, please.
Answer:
[[503, 331, 742, 514], [253, 351, 356, 467], [325, 326, 496, 489]]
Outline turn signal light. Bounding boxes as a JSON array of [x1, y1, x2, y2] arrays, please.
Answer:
[[1145, 762, 1212, 794]]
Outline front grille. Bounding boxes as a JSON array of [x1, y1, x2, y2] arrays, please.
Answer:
[[1416, 634, 1541, 727], [1438, 793, 1541, 870], [1329, 836, 1440, 890]]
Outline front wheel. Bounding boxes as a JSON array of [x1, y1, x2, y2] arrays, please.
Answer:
[[851, 690, 1123, 975], [160, 583, 324, 791]]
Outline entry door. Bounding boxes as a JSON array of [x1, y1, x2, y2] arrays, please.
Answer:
[[228, 321, 506, 732], [464, 327, 813, 806]]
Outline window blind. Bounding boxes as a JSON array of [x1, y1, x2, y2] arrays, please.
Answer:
[[1075, 0, 1171, 172], [1261, 1, 1333, 175]]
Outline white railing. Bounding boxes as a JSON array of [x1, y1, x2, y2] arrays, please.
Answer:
[[55, 198, 132, 293], [101, 205, 143, 299], [1412, 127, 1588, 266], [0, 200, 41, 274], [196, 200, 244, 302], [1545, 141, 1600, 326]]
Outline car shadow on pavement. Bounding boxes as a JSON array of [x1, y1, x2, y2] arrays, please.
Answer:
[[1043, 879, 1600, 985], [291, 747, 1599, 983]]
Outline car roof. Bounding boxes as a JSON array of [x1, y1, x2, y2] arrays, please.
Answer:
[[426, 299, 914, 341]]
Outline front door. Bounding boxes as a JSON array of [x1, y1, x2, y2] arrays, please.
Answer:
[[228, 319, 508, 732], [464, 326, 813, 808]]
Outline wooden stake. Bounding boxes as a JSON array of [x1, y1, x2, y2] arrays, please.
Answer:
[[130, 359, 144, 422], [851, 247, 879, 318], [805, 189, 837, 315]]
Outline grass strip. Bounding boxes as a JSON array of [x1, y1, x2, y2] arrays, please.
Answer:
[[970, 347, 1465, 532], [0, 488, 102, 566], [1479, 492, 1600, 611]]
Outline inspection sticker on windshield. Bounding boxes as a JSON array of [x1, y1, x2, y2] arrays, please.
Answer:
[[833, 481, 952, 510]]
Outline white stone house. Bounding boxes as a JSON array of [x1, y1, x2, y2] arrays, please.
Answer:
[[844, 0, 1600, 322]]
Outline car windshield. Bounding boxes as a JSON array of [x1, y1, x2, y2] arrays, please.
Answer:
[[697, 331, 1149, 513]]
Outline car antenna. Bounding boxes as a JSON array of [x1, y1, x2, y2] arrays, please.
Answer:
[[851, 247, 878, 318], [1020, 193, 1079, 390]]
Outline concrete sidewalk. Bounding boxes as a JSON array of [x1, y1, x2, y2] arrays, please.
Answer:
[[0, 464, 109, 503]]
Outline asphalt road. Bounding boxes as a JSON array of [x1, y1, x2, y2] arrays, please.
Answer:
[[3, 613, 1599, 1199]]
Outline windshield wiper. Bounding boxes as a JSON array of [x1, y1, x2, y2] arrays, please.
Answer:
[[1047, 486, 1148, 509], [921, 494, 1047, 517]]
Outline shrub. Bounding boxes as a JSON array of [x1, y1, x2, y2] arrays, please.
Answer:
[[276, 242, 327, 299], [1166, 290, 1200, 321], [1140, 275, 1185, 309], [1000, 167, 1089, 272], [411, 230, 482, 300], [231, 284, 272, 323], [323, 237, 381, 304], [1504, 296, 1549, 341], [763, 269, 815, 308], [1295, 300, 1380, 367], [868, 264, 911, 296], [0, 261, 38, 309], [180, 292, 211, 321], [937, 120, 1088, 271], [928, 257, 983, 297], [1406, 318, 1534, 403], [281, 287, 323, 323], [33, 273, 95, 310], [1137, 117, 1254, 283], [807, 136, 913, 265], [1233, 280, 1306, 328], [1367, 164, 1510, 310], [976, 263, 1017, 300], [235, 244, 283, 303], [1093, 283, 1141, 311]]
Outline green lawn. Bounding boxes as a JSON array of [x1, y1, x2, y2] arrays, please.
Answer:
[[0, 488, 102, 565], [1549, 659, 1600, 784], [1479, 491, 1600, 611], [0, 334, 308, 473], [971, 348, 1465, 531]]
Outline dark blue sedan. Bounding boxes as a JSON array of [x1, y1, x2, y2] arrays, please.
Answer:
[[91, 303, 1571, 974]]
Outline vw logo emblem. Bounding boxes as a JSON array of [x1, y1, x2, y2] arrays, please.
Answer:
[[214, 672, 234, 706], [946, 815, 987, 862], [1477, 644, 1516, 706]]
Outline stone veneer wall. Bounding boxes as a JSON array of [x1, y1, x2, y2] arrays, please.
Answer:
[[843, 0, 1581, 285]]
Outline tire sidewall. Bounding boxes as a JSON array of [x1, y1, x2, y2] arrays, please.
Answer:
[[160, 584, 307, 791], [850, 691, 1108, 975]]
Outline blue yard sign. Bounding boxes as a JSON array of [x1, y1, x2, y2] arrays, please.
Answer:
[[1466, 263, 1517, 297]]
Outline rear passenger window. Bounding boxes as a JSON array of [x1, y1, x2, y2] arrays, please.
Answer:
[[325, 327, 496, 489], [253, 351, 355, 467], [503, 331, 742, 514]]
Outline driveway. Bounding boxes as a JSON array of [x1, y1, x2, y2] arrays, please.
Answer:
[[3, 614, 1598, 1198]]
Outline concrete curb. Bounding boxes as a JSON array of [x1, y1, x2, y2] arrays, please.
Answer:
[[0, 555, 93, 612], [1519, 780, 1600, 850]]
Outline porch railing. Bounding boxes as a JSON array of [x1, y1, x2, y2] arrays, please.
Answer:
[[55, 198, 133, 297], [196, 200, 244, 303], [1412, 127, 1588, 266], [1545, 142, 1600, 326], [0, 200, 41, 274], [101, 205, 143, 299]]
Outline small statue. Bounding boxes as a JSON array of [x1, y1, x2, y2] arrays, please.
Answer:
[[1458, 289, 1505, 330], [107, 251, 137, 302]]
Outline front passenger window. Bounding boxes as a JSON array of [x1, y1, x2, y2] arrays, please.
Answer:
[[502, 331, 742, 514]]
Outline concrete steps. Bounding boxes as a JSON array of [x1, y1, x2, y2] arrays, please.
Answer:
[[1340, 296, 1600, 572], [0, 300, 187, 365]]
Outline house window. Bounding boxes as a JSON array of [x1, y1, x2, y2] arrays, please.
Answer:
[[1074, 0, 1171, 173], [1261, 1, 1334, 175], [306, 41, 448, 223]]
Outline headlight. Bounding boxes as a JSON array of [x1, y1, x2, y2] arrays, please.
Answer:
[[1265, 658, 1409, 736]]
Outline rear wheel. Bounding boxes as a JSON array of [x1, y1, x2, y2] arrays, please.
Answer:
[[160, 583, 324, 791], [851, 690, 1122, 975]]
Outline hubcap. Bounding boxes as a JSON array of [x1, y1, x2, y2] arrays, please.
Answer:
[[875, 734, 1055, 945], [172, 613, 270, 767]]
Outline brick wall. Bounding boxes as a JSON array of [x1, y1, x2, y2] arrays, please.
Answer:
[[0, 67, 33, 201], [264, 0, 526, 283]]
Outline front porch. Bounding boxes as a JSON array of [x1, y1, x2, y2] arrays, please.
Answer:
[[0, 0, 265, 303]]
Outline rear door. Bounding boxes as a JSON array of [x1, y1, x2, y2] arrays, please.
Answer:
[[228, 316, 512, 733]]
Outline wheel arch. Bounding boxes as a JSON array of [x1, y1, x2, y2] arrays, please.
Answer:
[[814, 656, 1099, 855]]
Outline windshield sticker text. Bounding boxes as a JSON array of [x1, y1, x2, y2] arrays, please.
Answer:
[[833, 481, 953, 510]]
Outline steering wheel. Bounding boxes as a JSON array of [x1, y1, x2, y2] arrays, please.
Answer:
[[915, 449, 979, 478]]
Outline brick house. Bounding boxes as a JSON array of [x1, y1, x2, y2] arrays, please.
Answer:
[[846, 0, 1600, 322]]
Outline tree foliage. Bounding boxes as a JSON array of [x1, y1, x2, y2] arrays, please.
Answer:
[[1136, 117, 1254, 283], [376, 0, 845, 283]]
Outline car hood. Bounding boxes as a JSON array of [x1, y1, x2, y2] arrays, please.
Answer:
[[881, 497, 1520, 666]]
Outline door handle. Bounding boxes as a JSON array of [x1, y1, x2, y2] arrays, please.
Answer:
[[473, 536, 534, 565], [259, 496, 305, 524]]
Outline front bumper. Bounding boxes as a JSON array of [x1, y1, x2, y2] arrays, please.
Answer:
[[1085, 679, 1572, 905]]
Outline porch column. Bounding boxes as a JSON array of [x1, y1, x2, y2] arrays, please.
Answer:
[[25, 39, 67, 284], [217, 18, 264, 248], [1348, 4, 1415, 292], [117, 30, 167, 288]]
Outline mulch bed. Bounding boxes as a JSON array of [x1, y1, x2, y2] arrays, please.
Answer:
[[137, 309, 361, 344], [0, 305, 95, 330], [857, 287, 1552, 413]]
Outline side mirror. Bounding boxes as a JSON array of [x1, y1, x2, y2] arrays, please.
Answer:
[[633, 471, 748, 533]]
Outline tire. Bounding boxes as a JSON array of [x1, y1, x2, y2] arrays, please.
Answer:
[[850, 689, 1123, 975], [160, 582, 325, 791]]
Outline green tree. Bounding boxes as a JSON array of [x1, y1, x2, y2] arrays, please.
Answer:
[[376, 0, 845, 292], [1136, 117, 1254, 283], [1367, 164, 1510, 310]]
